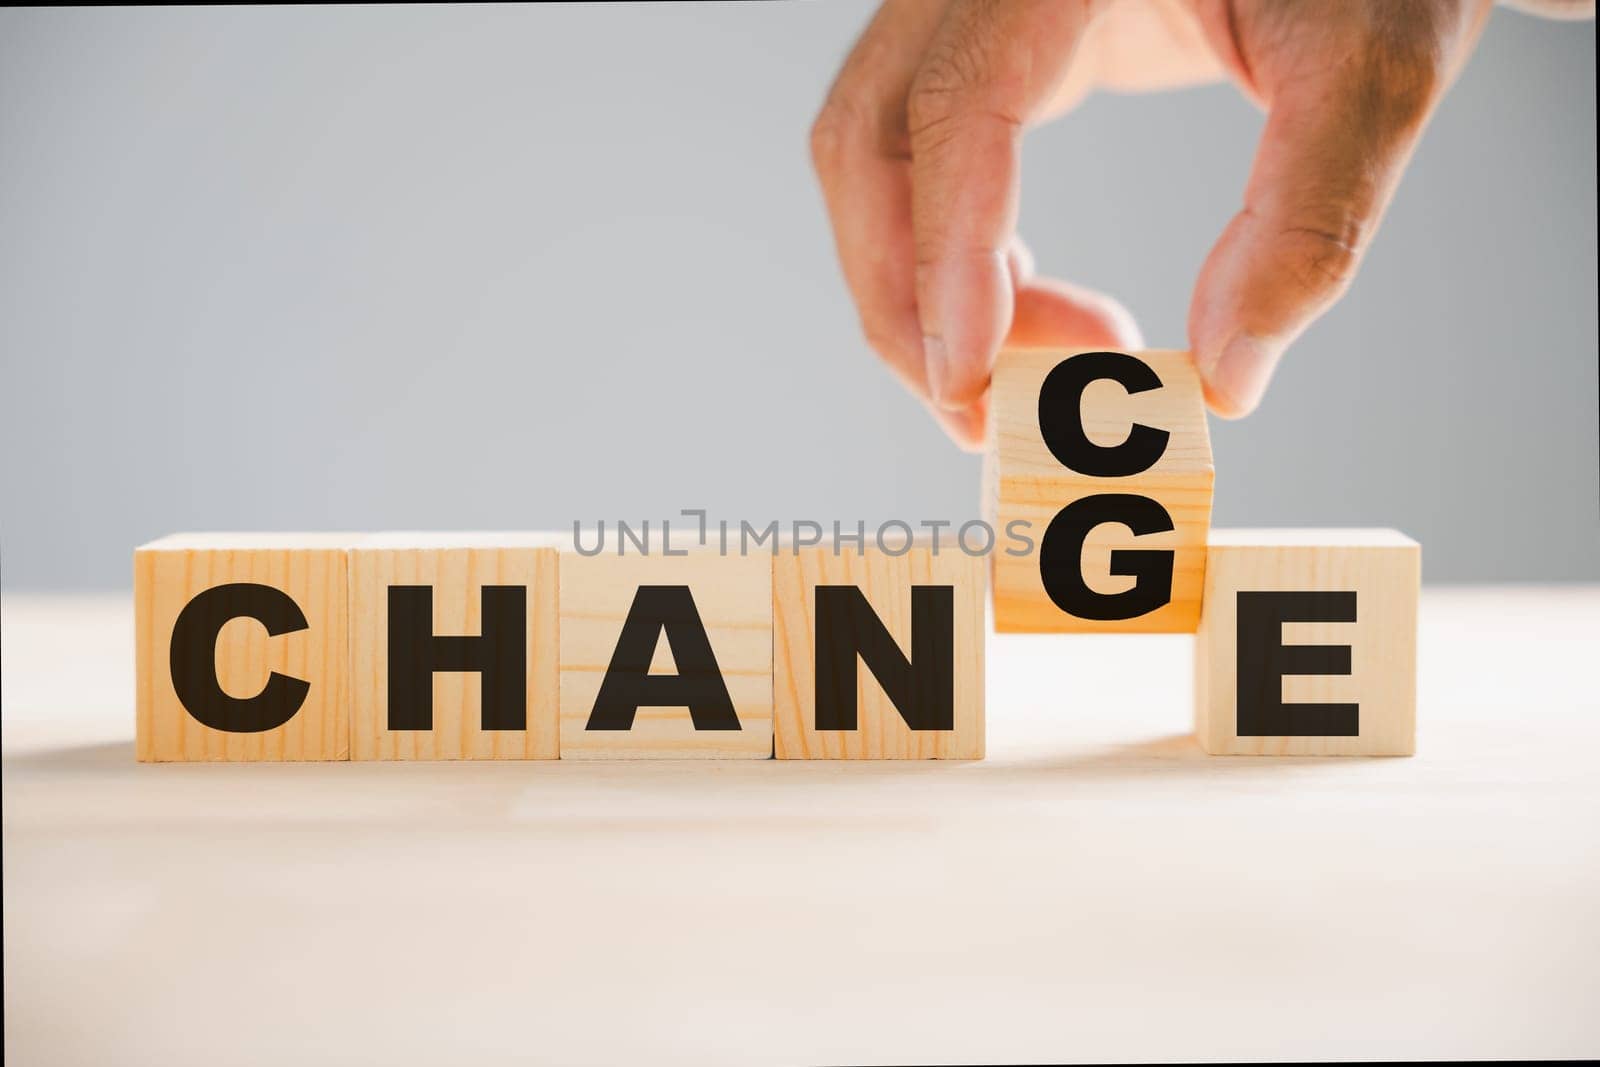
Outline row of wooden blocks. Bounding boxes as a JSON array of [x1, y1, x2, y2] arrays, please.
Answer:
[[134, 347, 1420, 761], [136, 533, 983, 761]]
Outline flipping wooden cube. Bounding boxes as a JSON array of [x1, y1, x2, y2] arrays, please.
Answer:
[[1195, 529, 1420, 756], [987, 348, 1213, 633], [135, 533, 352, 761], [348, 533, 560, 760], [560, 541, 773, 759], [773, 542, 984, 760]]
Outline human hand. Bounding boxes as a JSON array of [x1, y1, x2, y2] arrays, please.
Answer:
[[811, 0, 1588, 449]]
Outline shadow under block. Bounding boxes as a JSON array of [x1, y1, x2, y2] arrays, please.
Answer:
[[559, 549, 774, 759], [1194, 529, 1420, 756], [987, 347, 1213, 633], [134, 533, 351, 762], [349, 534, 560, 760], [773, 544, 985, 760]]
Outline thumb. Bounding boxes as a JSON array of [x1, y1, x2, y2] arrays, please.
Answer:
[[1189, 5, 1481, 416]]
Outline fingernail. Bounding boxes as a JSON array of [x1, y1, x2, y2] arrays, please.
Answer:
[[1207, 333, 1283, 417], [923, 334, 951, 406]]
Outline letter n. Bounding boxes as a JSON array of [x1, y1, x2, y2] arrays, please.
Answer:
[[813, 585, 953, 731]]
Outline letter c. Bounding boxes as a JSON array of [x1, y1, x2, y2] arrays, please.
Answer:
[[1038, 350, 1169, 477], [169, 583, 311, 733]]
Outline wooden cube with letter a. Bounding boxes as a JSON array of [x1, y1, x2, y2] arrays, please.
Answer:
[[560, 543, 773, 759], [987, 348, 1213, 633], [773, 542, 984, 760], [1195, 529, 1420, 756], [134, 533, 352, 762], [349, 533, 560, 760]]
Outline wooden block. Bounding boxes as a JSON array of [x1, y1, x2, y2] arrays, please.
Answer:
[[987, 347, 1213, 633], [134, 533, 351, 762], [559, 545, 773, 759], [773, 543, 984, 760], [1195, 529, 1420, 756], [349, 533, 560, 760]]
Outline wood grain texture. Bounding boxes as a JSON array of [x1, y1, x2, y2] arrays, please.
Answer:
[[559, 548, 773, 759], [15, 588, 1600, 1063], [988, 347, 1213, 633], [134, 533, 351, 761], [1195, 529, 1420, 756], [773, 544, 984, 760], [349, 533, 559, 760]]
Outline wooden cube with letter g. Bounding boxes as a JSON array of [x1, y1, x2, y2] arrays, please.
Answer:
[[987, 347, 1213, 633]]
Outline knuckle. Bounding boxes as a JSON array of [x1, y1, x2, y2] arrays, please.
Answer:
[[808, 100, 856, 175], [905, 91, 1020, 159], [905, 75, 963, 149], [906, 17, 1019, 144], [907, 45, 980, 124], [1278, 221, 1364, 297]]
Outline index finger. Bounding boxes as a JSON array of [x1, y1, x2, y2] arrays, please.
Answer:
[[904, 0, 1093, 412], [810, 0, 950, 398]]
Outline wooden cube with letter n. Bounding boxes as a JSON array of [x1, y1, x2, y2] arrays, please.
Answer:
[[560, 540, 773, 758], [135, 533, 352, 761], [773, 541, 984, 760], [1195, 529, 1420, 756], [987, 348, 1213, 633], [349, 533, 560, 760]]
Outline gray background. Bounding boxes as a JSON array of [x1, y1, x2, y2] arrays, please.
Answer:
[[1, 3, 1594, 589]]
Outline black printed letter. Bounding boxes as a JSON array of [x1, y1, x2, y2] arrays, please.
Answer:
[[1039, 494, 1175, 620], [814, 585, 953, 731], [1038, 350, 1169, 477], [1236, 591, 1358, 736], [587, 585, 740, 731], [387, 585, 527, 731], [169, 583, 310, 733]]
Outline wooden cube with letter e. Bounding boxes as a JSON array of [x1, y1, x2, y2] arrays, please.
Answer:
[[987, 348, 1213, 633], [1195, 529, 1420, 756]]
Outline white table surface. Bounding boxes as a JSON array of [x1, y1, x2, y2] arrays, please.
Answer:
[[4, 588, 1598, 1064]]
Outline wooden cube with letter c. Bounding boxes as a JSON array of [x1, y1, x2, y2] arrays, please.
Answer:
[[773, 541, 984, 760], [986, 348, 1213, 633], [1195, 529, 1420, 756], [134, 533, 352, 761]]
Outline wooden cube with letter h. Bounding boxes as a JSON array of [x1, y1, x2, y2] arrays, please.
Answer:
[[560, 539, 773, 759], [987, 348, 1213, 633], [1195, 530, 1420, 756], [349, 533, 560, 760], [773, 541, 984, 759], [135, 533, 352, 761]]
